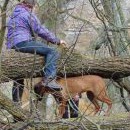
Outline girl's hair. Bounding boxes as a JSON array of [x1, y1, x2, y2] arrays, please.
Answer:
[[23, 0, 37, 6]]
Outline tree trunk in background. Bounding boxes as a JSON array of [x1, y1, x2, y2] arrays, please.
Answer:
[[0, 0, 9, 53], [97, 0, 130, 110]]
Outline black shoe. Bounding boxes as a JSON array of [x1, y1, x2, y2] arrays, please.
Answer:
[[42, 78, 62, 91]]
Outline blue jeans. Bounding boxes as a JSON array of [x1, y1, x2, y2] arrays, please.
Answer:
[[12, 41, 60, 79], [62, 99, 79, 118]]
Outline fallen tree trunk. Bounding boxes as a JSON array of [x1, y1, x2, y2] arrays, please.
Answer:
[[3, 112, 130, 130], [0, 89, 28, 121], [1, 49, 130, 82]]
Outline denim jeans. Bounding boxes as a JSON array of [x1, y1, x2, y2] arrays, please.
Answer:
[[12, 40, 60, 79], [62, 99, 79, 118]]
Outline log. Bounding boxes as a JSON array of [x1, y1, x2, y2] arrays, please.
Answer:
[[4, 112, 130, 130], [1, 49, 130, 81], [0, 89, 28, 121]]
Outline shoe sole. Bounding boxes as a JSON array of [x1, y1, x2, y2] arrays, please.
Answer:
[[44, 85, 62, 91]]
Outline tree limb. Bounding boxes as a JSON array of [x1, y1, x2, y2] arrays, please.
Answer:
[[1, 49, 130, 82]]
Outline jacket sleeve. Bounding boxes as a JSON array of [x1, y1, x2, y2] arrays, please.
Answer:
[[28, 13, 60, 44]]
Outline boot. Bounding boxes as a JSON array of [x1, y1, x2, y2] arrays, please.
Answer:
[[42, 78, 62, 91]]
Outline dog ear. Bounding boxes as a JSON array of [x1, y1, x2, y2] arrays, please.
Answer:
[[34, 83, 43, 101]]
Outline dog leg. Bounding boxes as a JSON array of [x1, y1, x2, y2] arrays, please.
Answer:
[[87, 91, 100, 115], [97, 93, 112, 116], [103, 97, 112, 116]]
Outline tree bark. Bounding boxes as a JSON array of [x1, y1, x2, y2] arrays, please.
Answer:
[[0, 89, 28, 121], [1, 49, 130, 82], [3, 112, 130, 130], [0, 0, 9, 53]]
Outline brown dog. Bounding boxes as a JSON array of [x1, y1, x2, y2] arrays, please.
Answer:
[[34, 75, 112, 118]]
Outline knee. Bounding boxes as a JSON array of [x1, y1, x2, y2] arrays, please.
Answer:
[[50, 48, 60, 59]]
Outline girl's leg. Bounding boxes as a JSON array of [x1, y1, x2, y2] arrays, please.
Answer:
[[13, 41, 61, 90]]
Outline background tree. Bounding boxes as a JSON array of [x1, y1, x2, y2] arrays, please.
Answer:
[[88, 0, 130, 111]]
